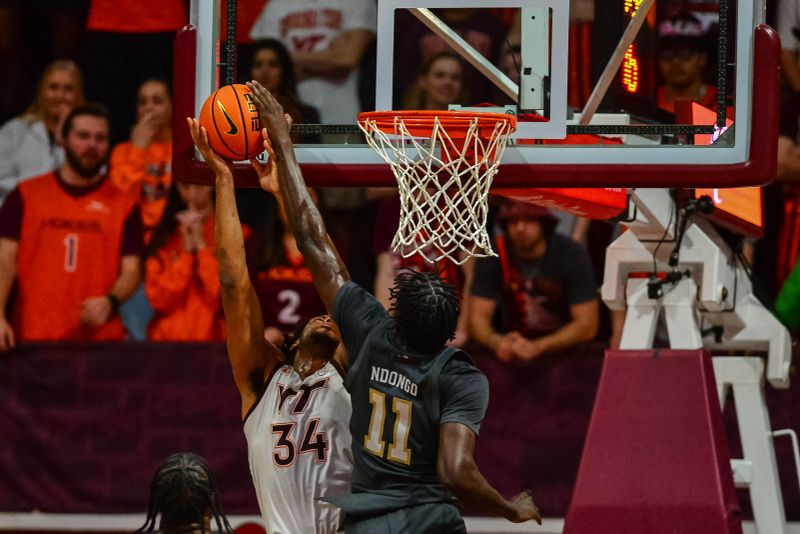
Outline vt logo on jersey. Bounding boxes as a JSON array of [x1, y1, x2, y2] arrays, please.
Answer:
[[216, 100, 238, 135], [277, 379, 327, 414]]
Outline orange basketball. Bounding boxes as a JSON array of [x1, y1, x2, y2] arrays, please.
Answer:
[[199, 84, 263, 160]]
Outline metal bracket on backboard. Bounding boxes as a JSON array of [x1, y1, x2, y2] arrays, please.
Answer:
[[519, 7, 549, 113], [376, 0, 568, 139]]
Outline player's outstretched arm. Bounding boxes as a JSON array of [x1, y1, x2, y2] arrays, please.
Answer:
[[438, 423, 542, 525], [188, 118, 284, 420], [246, 81, 351, 312]]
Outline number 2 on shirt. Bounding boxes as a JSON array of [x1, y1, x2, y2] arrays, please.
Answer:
[[364, 388, 413, 465]]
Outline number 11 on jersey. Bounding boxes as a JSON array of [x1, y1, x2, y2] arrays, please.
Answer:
[[364, 388, 413, 465]]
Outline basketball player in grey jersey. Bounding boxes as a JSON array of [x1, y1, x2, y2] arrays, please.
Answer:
[[247, 80, 541, 533]]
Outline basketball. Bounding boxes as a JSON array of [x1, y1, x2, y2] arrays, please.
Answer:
[[199, 84, 263, 160]]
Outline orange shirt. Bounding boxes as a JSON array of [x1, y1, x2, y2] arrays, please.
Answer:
[[110, 141, 172, 243], [87, 0, 187, 33], [145, 214, 225, 341], [13, 173, 138, 341]]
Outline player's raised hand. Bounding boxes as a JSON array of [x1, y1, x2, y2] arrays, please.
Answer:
[[508, 490, 542, 524], [0, 316, 16, 352], [245, 81, 290, 142], [252, 114, 293, 194], [186, 117, 231, 176]]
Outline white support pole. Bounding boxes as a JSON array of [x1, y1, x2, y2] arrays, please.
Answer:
[[662, 278, 703, 349], [713, 357, 787, 534]]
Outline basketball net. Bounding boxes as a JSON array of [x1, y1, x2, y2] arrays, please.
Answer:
[[358, 112, 516, 265]]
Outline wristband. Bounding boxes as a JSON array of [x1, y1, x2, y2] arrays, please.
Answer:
[[107, 293, 120, 314]]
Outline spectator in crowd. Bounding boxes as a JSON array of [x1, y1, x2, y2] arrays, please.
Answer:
[[249, 0, 377, 124], [394, 8, 508, 107], [248, 38, 321, 129], [236, 39, 322, 232], [110, 79, 173, 243], [136, 452, 233, 534], [777, 0, 800, 92], [656, 14, 717, 114], [0, 104, 142, 349], [470, 200, 599, 361], [0, 60, 84, 200], [403, 52, 466, 110], [82, 0, 186, 143], [249, 1, 377, 286], [250, 188, 326, 345], [775, 256, 800, 331], [765, 92, 800, 296], [145, 181, 224, 341], [108, 78, 173, 340]]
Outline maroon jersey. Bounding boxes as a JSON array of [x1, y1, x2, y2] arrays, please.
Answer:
[[253, 264, 326, 335]]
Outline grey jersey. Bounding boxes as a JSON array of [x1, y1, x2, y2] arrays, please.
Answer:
[[329, 282, 489, 516]]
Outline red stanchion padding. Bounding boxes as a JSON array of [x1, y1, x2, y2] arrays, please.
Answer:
[[563, 350, 742, 534]]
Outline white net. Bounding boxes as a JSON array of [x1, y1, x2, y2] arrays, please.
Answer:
[[358, 113, 515, 265]]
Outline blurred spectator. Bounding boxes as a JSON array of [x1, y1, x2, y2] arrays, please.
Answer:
[[81, 0, 186, 143], [372, 196, 474, 347], [145, 182, 224, 341], [136, 452, 233, 534], [250, 191, 326, 346], [403, 52, 466, 110], [656, 14, 717, 113], [235, 40, 322, 244], [109, 78, 173, 340], [394, 9, 508, 107], [753, 91, 800, 299], [774, 256, 800, 331], [249, 0, 377, 286], [110, 79, 173, 243], [0, 60, 84, 200], [469, 200, 599, 361], [0, 104, 142, 348], [777, 0, 800, 92], [249, 0, 377, 124], [247, 39, 321, 134]]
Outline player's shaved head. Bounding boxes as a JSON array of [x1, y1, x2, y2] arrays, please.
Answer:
[[390, 270, 459, 354], [136, 452, 232, 534]]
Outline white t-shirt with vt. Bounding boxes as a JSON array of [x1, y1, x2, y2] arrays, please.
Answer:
[[777, 0, 800, 52], [244, 362, 352, 534], [249, 0, 377, 124]]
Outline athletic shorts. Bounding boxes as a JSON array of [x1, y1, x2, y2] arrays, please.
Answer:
[[343, 502, 466, 534]]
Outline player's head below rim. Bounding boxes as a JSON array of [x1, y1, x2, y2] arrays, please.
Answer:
[[136, 452, 233, 534], [282, 314, 341, 364], [389, 269, 460, 355]]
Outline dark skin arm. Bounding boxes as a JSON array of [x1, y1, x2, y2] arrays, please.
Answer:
[[188, 117, 285, 420], [438, 422, 542, 524], [246, 81, 351, 313]]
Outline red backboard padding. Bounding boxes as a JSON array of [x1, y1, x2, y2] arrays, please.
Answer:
[[563, 350, 742, 534]]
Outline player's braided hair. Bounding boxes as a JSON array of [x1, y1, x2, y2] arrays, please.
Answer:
[[136, 452, 233, 534], [389, 269, 459, 354]]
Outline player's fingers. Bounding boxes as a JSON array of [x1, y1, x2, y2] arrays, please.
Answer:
[[186, 117, 198, 141], [250, 158, 266, 173], [261, 127, 269, 140], [284, 113, 293, 128]]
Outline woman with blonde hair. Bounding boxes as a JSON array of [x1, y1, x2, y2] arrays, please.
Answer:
[[0, 60, 84, 200]]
